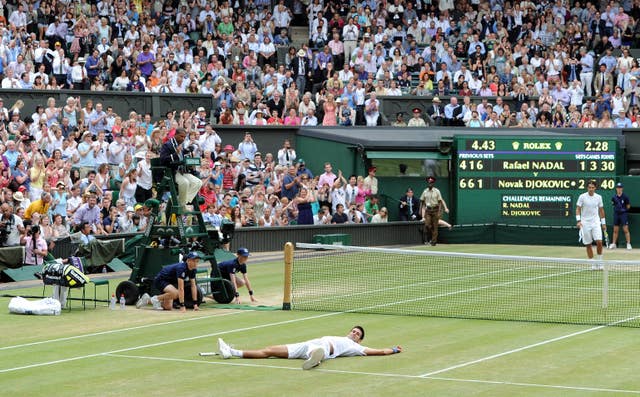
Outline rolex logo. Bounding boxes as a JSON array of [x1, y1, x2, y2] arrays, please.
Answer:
[[512, 141, 520, 150], [555, 142, 563, 150]]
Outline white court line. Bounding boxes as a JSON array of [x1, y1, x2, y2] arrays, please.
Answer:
[[105, 353, 640, 395], [0, 310, 344, 374], [0, 268, 589, 372], [419, 314, 640, 377], [0, 311, 244, 351]]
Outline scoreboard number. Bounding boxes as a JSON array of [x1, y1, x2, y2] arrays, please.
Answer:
[[578, 161, 615, 171], [458, 160, 484, 170], [584, 141, 609, 152], [459, 178, 484, 189], [470, 140, 496, 151]]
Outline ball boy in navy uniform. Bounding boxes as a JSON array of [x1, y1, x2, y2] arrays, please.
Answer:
[[217, 247, 257, 304], [610, 182, 632, 250], [136, 251, 200, 312]]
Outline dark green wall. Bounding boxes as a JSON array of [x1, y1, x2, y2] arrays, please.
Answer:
[[296, 136, 364, 177]]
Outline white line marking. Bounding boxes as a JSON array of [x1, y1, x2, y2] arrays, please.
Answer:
[[0, 310, 344, 374], [106, 353, 640, 395], [419, 314, 640, 377], [0, 311, 244, 351]]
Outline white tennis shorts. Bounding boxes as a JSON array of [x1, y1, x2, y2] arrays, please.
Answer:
[[286, 341, 329, 360], [580, 223, 602, 245]]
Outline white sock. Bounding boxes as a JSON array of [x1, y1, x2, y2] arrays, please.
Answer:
[[597, 254, 603, 261], [231, 348, 242, 357]]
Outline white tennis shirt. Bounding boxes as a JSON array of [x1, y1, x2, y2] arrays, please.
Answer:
[[576, 192, 603, 224]]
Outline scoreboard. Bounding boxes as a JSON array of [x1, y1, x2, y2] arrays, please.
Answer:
[[455, 136, 620, 225]]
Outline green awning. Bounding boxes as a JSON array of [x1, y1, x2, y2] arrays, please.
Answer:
[[366, 151, 450, 160]]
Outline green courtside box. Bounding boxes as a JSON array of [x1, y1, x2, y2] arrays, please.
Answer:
[[312, 234, 351, 245]]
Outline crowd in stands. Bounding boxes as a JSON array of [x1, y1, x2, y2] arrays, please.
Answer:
[[0, 0, 638, 127], [0, 0, 639, 246]]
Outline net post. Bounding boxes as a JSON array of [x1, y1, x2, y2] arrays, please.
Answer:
[[602, 263, 609, 309], [282, 242, 294, 310]]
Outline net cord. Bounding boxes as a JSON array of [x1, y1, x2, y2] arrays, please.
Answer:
[[295, 243, 640, 267]]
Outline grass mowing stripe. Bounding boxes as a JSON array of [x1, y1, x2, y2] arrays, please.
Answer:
[[420, 313, 640, 377], [424, 375, 640, 395], [105, 353, 640, 395], [0, 311, 245, 351], [0, 310, 345, 374]]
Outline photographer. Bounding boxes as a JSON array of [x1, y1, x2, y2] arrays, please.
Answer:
[[0, 203, 24, 247], [237, 132, 258, 161], [23, 225, 48, 266], [348, 204, 365, 224]]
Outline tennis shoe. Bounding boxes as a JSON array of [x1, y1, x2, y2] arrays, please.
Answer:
[[627, 243, 632, 250], [609, 243, 617, 249], [150, 295, 162, 310], [302, 348, 324, 370], [218, 338, 232, 359], [135, 293, 151, 309]]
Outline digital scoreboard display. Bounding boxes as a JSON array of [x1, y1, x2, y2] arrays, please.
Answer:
[[455, 136, 620, 225]]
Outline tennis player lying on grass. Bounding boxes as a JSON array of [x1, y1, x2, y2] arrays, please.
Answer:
[[217, 326, 402, 370]]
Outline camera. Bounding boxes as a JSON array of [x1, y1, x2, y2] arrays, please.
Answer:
[[0, 217, 13, 246]]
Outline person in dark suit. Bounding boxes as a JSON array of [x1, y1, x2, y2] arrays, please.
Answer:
[[290, 49, 311, 99], [398, 188, 421, 221], [425, 97, 444, 126], [159, 128, 203, 209]]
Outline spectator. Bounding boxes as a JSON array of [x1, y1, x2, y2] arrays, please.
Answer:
[[331, 203, 348, 224]]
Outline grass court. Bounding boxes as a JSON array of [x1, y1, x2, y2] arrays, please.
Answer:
[[2, 244, 640, 396]]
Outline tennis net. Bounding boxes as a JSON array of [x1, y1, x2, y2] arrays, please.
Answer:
[[290, 243, 640, 327]]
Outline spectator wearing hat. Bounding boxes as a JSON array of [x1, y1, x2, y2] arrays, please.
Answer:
[[296, 158, 313, 179], [9, 188, 30, 211], [291, 49, 311, 97], [136, 251, 201, 311], [610, 182, 632, 250], [408, 107, 427, 127], [217, 247, 257, 304], [420, 176, 449, 246], [71, 57, 88, 90], [425, 97, 444, 126]]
